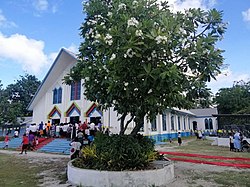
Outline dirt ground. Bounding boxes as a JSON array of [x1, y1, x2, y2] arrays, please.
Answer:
[[0, 141, 250, 187]]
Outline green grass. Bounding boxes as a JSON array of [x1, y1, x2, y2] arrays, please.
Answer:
[[173, 137, 250, 158], [0, 154, 40, 187]]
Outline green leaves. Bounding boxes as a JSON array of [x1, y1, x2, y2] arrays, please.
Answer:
[[66, 0, 227, 134]]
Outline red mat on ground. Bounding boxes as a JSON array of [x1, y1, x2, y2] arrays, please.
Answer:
[[36, 138, 54, 150], [170, 157, 250, 169], [160, 151, 250, 161]]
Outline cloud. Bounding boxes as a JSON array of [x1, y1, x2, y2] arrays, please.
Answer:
[[33, 0, 48, 12], [166, 0, 216, 11], [242, 8, 250, 22], [162, 0, 216, 12], [207, 68, 250, 94], [0, 32, 49, 74], [0, 9, 17, 28]]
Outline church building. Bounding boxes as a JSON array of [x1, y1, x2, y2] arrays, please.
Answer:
[[28, 48, 218, 141]]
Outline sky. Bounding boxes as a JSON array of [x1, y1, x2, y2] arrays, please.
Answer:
[[0, 0, 250, 94]]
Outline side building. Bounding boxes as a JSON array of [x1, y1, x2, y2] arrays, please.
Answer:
[[28, 48, 217, 142]]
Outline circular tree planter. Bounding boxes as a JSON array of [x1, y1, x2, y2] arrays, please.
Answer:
[[67, 160, 174, 187]]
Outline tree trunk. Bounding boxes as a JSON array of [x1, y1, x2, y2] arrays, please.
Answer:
[[120, 116, 134, 135], [130, 116, 144, 136], [119, 114, 126, 135]]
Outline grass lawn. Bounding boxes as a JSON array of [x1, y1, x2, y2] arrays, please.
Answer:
[[0, 153, 40, 187], [169, 136, 250, 158]]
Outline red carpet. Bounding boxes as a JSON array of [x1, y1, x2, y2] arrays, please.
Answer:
[[170, 157, 250, 168], [36, 138, 54, 149], [160, 151, 250, 168], [160, 151, 250, 161]]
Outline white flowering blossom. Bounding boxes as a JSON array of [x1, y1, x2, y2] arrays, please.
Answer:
[[155, 36, 168, 44], [95, 51, 100, 56], [110, 53, 116, 60], [132, 1, 138, 6], [94, 33, 101, 39], [179, 28, 186, 35], [104, 33, 113, 45], [118, 3, 126, 11], [127, 17, 139, 27], [134, 88, 138, 91], [125, 48, 136, 58], [148, 89, 152, 94], [107, 12, 113, 17], [135, 30, 143, 37], [85, 77, 90, 81], [124, 82, 129, 86], [151, 50, 157, 58]]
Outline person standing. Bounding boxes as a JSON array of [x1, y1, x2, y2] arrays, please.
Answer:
[[177, 132, 182, 146], [234, 132, 241, 152], [229, 133, 235, 151], [70, 138, 82, 160], [20, 133, 29, 154], [3, 133, 10, 149]]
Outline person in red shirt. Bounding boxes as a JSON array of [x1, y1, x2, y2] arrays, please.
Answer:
[[20, 133, 29, 154], [3, 133, 10, 149]]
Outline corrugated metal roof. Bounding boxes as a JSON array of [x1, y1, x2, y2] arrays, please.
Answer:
[[190, 108, 218, 117]]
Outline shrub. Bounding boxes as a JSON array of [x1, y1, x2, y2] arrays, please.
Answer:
[[73, 133, 156, 171]]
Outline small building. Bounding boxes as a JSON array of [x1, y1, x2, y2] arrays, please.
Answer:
[[190, 108, 218, 131]]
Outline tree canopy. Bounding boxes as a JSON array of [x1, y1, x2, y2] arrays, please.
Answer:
[[65, 0, 226, 135], [0, 74, 41, 125], [214, 80, 250, 114]]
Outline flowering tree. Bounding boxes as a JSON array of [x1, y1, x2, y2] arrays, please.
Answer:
[[65, 0, 226, 135]]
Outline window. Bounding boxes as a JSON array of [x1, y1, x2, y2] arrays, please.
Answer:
[[53, 87, 62, 104], [205, 118, 209, 129], [188, 118, 190, 129], [209, 118, 213, 129], [53, 89, 57, 104], [183, 117, 186, 130], [171, 115, 175, 130], [151, 118, 157, 131], [178, 116, 181, 130], [162, 113, 167, 131], [71, 81, 81, 100], [58, 87, 62, 103]]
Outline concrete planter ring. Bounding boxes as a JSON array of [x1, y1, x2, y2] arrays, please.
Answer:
[[67, 160, 174, 187]]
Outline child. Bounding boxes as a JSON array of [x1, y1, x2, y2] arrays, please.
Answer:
[[177, 132, 182, 146], [3, 133, 10, 149], [20, 133, 29, 154], [229, 133, 235, 151], [70, 137, 82, 160]]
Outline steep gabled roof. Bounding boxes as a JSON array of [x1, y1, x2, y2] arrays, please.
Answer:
[[27, 48, 77, 110]]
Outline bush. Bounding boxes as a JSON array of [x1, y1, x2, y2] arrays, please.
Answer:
[[73, 133, 156, 171]]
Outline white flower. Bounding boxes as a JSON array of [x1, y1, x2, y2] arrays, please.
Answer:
[[107, 12, 112, 17], [151, 50, 157, 58], [104, 34, 113, 45], [110, 53, 116, 60], [126, 48, 136, 58], [118, 3, 126, 10], [179, 28, 186, 35], [95, 51, 100, 56], [155, 36, 168, 44], [127, 17, 139, 27], [148, 89, 152, 94], [124, 54, 127, 58], [134, 88, 138, 91], [124, 82, 129, 86], [132, 1, 138, 6], [85, 77, 90, 81], [95, 33, 101, 39], [135, 30, 143, 37]]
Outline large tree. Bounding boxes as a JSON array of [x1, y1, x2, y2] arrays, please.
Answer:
[[0, 74, 41, 124], [214, 80, 250, 114], [65, 0, 226, 135]]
